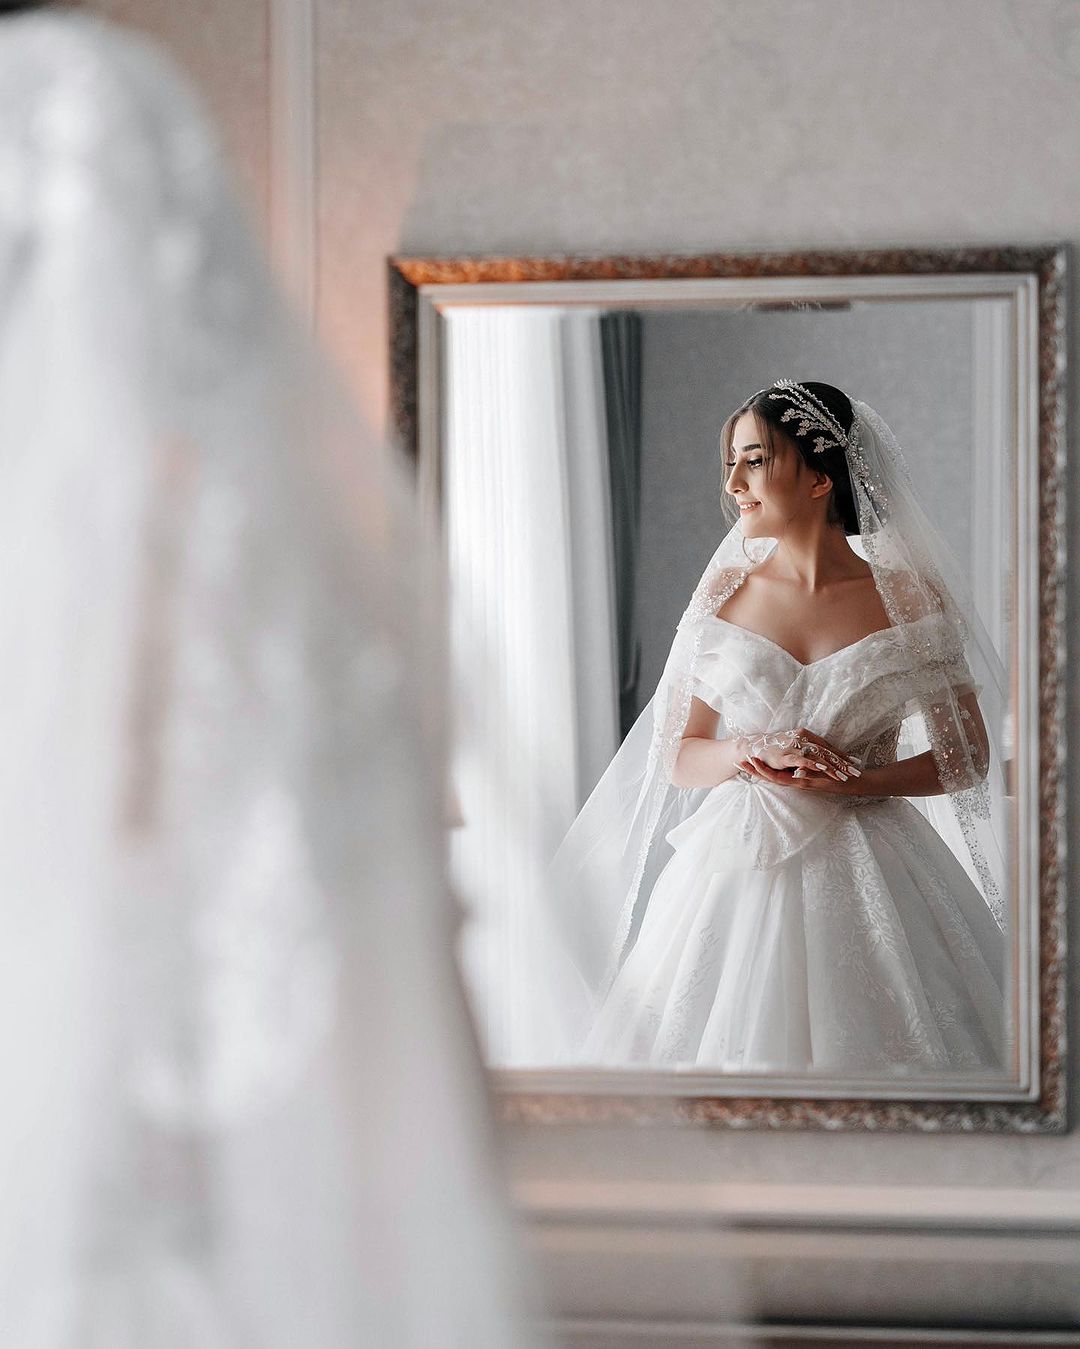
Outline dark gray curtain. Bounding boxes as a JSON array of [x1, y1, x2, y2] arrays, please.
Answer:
[[599, 312, 643, 742]]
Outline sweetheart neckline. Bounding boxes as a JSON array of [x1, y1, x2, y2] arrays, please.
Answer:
[[706, 613, 900, 669]]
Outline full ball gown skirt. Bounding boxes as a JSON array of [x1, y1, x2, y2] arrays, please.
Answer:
[[580, 616, 1006, 1072]]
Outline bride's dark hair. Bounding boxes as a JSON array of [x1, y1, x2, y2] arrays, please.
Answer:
[[719, 380, 860, 535]]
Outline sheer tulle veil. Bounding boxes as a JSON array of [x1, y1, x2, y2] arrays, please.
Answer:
[[551, 382, 1011, 1026], [0, 10, 539, 1346]]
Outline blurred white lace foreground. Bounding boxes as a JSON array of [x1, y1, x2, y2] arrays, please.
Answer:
[[0, 9, 542, 1347]]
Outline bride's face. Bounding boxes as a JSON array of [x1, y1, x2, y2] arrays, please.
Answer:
[[724, 411, 810, 538]]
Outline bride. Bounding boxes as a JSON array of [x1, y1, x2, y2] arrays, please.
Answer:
[[554, 380, 1008, 1074]]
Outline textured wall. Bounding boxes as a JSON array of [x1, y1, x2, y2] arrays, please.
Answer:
[[90, 0, 270, 230]]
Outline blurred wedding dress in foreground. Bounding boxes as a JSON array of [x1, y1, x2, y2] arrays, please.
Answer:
[[0, 7, 540, 1345]]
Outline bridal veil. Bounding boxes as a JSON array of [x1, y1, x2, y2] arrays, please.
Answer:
[[0, 9, 538, 1345]]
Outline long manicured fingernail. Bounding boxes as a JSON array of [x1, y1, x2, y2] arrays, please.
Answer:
[[846, 765, 862, 777], [836, 771, 848, 781]]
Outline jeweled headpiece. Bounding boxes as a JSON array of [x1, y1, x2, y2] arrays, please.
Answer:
[[756, 379, 855, 455]]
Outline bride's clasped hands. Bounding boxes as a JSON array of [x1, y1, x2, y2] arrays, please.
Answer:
[[736, 728, 863, 792]]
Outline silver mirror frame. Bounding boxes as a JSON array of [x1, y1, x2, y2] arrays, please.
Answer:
[[389, 244, 1067, 1133]]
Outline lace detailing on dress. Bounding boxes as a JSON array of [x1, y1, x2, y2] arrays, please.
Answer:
[[858, 724, 901, 770]]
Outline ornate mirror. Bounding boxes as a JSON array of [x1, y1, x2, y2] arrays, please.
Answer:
[[389, 246, 1065, 1131]]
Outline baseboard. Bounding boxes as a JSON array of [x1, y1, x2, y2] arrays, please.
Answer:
[[520, 1182, 1080, 1330], [548, 1318, 1080, 1348]]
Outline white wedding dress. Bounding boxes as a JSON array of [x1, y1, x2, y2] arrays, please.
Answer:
[[582, 612, 1006, 1073]]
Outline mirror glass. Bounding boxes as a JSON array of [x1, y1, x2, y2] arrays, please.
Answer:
[[419, 275, 1037, 1101]]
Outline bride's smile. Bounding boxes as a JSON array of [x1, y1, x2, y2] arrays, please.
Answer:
[[724, 410, 836, 541]]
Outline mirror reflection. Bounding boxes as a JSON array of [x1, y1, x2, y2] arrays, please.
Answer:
[[438, 295, 1017, 1083]]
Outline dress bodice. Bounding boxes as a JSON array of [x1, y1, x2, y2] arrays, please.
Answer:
[[667, 610, 974, 874], [691, 610, 971, 764]]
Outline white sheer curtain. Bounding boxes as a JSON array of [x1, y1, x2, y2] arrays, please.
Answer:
[[444, 307, 617, 1065]]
